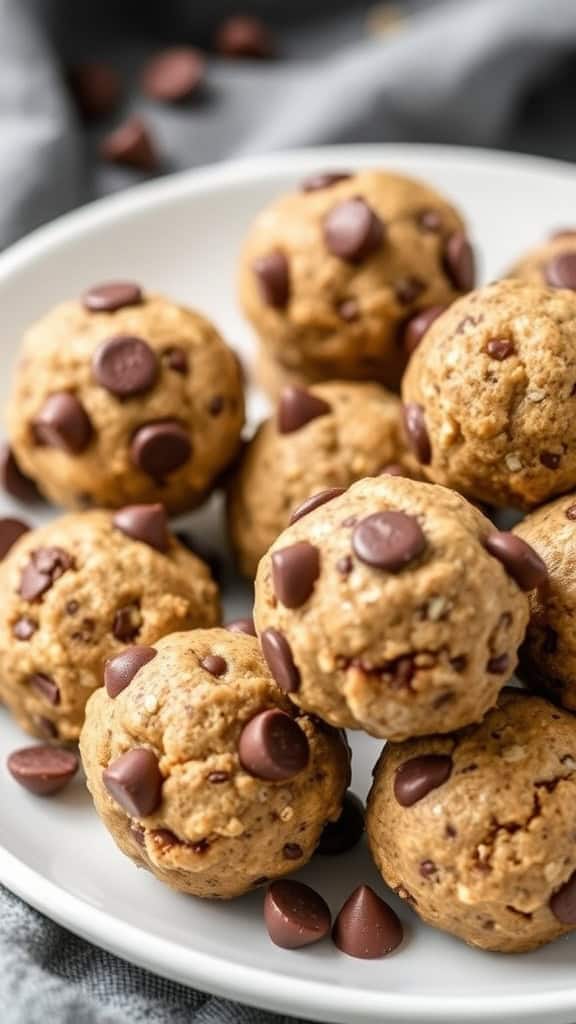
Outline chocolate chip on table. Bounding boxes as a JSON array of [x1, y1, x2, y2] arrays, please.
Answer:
[[225, 617, 256, 637], [113, 503, 169, 552], [352, 511, 426, 572], [215, 15, 274, 59], [332, 885, 403, 958], [394, 754, 453, 806], [260, 628, 301, 693], [238, 708, 309, 781], [92, 335, 158, 398], [550, 870, 576, 923], [68, 62, 121, 119], [163, 347, 188, 373], [483, 531, 547, 591], [105, 646, 157, 698], [253, 251, 290, 309], [272, 541, 320, 609], [103, 747, 163, 816], [83, 281, 143, 313], [486, 653, 510, 674], [290, 488, 346, 525], [101, 116, 158, 171], [402, 402, 431, 465], [0, 443, 40, 502], [33, 392, 93, 454], [7, 745, 79, 796], [402, 305, 446, 356], [130, 421, 192, 479], [301, 171, 352, 193], [200, 654, 227, 677], [0, 517, 29, 560], [141, 47, 205, 103], [13, 616, 37, 641], [324, 198, 384, 262], [318, 791, 365, 855], [486, 338, 514, 360], [29, 673, 60, 705], [19, 547, 74, 602], [265, 880, 331, 949], [277, 386, 331, 434], [545, 251, 576, 290], [443, 232, 475, 291]]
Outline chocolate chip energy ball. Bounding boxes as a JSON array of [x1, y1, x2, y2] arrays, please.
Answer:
[[239, 169, 474, 390], [7, 283, 244, 513], [228, 381, 416, 577], [507, 229, 576, 290], [80, 628, 349, 899], [254, 476, 537, 741], [367, 689, 576, 952], [402, 279, 576, 508], [0, 505, 219, 742]]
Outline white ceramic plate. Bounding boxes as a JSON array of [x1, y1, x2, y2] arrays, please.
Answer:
[[2, 145, 576, 1024]]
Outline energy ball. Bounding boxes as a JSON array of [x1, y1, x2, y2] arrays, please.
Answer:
[[7, 283, 244, 513], [507, 229, 576, 290], [253, 475, 537, 740], [367, 689, 576, 953], [80, 628, 349, 899], [402, 279, 576, 508], [239, 169, 474, 390], [228, 381, 416, 577], [0, 505, 219, 742]]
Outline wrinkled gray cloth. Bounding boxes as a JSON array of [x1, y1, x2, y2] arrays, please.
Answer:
[[2, 0, 576, 1021]]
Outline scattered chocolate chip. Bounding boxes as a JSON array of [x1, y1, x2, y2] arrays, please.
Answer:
[[92, 335, 158, 398], [101, 116, 158, 171], [0, 444, 40, 502], [112, 604, 141, 642], [418, 209, 442, 232], [265, 880, 331, 949], [200, 654, 227, 677], [566, 504, 576, 521], [277, 386, 331, 434], [12, 617, 36, 641], [130, 421, 192, 479], [113, 503, 169, 552], [324, 198, 384, 262], [238, 708, 309, 781], [540, 450, 561, 469], [283, 843, 303, 860], [484, 531, 547, 591], [103, 747, 163, 816], [402, 305, 446, 356], [0, 517, 29, 560], [33, 393, 93, 454], [486, 653, 510, 674], [301, 171, 352, 192], [394, 754, 453, 806], [68, 62, 121, 119], [352, 511, 425, 572], [402, 403, 431, 464], [141, 47, 205, 103], [253, 251, 290, 309], [336, 555, 353, 575], [550, 870, 576, 923], [207, 771, 229, 784], [486, 338, 514, 360], [318, 792, 364, 855], [271, 541, 320, 609], [290, 488, 345, 525], [545, 252, 576, 290], [83, 281, 143, 313], [225, 617, 256, 637], [443, 232, 475, 291], [7, 746, 78, 796], [19, 547, 74, 602], [105, 646, 157, 698], [29, 673, 60, 705], [337, 298, 360, 322], [394, 276, 424, 305], [163, 347, 188, 373], [332, 885, 403, 958], [260, 628, 300, 693], [215, 15, 274, 58], [420, 859, 437, 878]]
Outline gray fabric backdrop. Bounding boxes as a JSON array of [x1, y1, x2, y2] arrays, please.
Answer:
[[2, 0, 576, 1020]]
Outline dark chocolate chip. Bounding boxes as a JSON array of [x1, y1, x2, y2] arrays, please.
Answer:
[[131, 421, 192, 479], [545, 252, 576, 290], [141, 47, 205, 103], [264, 880, 331, 949], [336, 555, 353, 575], [103, 747, 163, 816], [324, 198, 384, 262], [207, 771, 230, 784], [332, 885, 403, 958], [113, 503, 169, 552], [215, 15, 274, 58], [7, 745, 78, 796], [0, 517, 29, 560], [200, 654, 227, 677], [208, 395, 224, 416], [105, 646, 157, 698], [402, 403, 431, 464], [486, 338, 514, 360], [19, 547, 74, 602], [92, 335, 158, 398], [33, 716, 58, 739], [83, 282, 143, 313], [566, 504, 576, 521], [283, 842, 303, 860], [352, 511, 425, 572], [394, 276, 424, 305], [550, 870, 576, 923], [101, 116, 158, 171], [163, 347, 188, 373], [260, 628, 300, 693], [33, 393, 93, 454], [486, 653, 510, 674], [277, 386, 331, 434], [290, 488, 345, 525], [253, 251, 290, 309], [394, 754, 452, 806], [12, 617, 37, 641], [301, 171, 352, 192], [0, 444, 40, 502], [318, 791, 364, 855], [225, 617, 256, 637], [337, 298, 360, 322], [112, 604, 141, 642], [238, 708, 309, 781], [271, 541, 320, 608], [443, 232, 475, 291], [68, 62, 120, 119], [29, 673, 60, 705], [484, 531, 547, 591], [418, 209, 442, 232], [540, 451, 561, 469], [402, 305, 446, 356], [420, 859, 437, 878]]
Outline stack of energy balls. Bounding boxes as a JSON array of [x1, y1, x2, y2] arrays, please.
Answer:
[[3, 169, 576, 959]]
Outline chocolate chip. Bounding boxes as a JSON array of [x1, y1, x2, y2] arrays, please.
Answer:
[[277, 386, 331, 434], [83, 282, 143, 313], [301, 171, 352, 193], [101, 116, 158, 171], [265, 880, 331, 949], [394, 276, 425, 305], [33, 716, 57, 739], [225, 617, 256, 637], [420, 859, 437, 878], [352, 511, 425, 572], [260, 628, 301, 693], [19, 547, 74, 602], [130, 822, 146, 846], [283, 843, 303, 860], [443, 232, 475, 291], [0, 444, 40, 502], [208, 395, 224, 416], [402, 402, 431, 465], [550, 870, 576, 923], [105, 646, 157, 698], [418, 209, 442, 232], [7, 746, 79, 796], [29, 673, 60, 705], [332, 885, 403, 958], [540, 451, 561, 469], [545, 252, 576, 290], [0, 517, 29, 560], [253, 251, 290, 309], [337, 298, 360, 322], [103, 748, 163, 816], [68, 62, 120, 119], [113, 503, 169, 552], [238, 708, 309, 781], [13, 617, 36, 641], [566, 504, 576, 521], [290, 488, 345, 525], [402, 305, 446, 356], [33, 393, 93, 454], [141, 47, 205, 103], [484, 531, 547, 591], [486, 338, 513, 360], [486, 653, 510, 674], [131, 421, 192, 479], [92, 336, 158, 398], [200, 654, 227, 676], [112, 604, 141, 642], [163, 347, 188, 373], [324, 198, 384, 262], [271, 541, 320, 609], [336, 555, 353, 575], [394, 754, 452, 806], [215, 15, 274, 58], [207, 771, 230, 784], [318, 791, 364, 855]]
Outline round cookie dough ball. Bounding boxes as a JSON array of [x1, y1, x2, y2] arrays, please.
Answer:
[[239, 169, 474, 390], [0, 504, 219, 742], [254, 342, 318, 401], [228, 381, 417, 577], [402, 279, 576, 508], [80, 628, 350, 899], [367, 689, 576, 953], [7, 282, 244, 513], [507, 229, 576, 290], [253, 475, 536, 740]]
